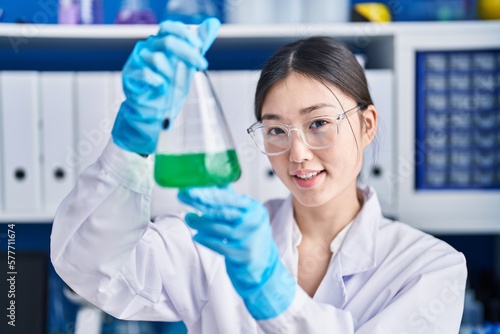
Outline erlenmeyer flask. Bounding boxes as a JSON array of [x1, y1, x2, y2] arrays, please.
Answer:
[[154, 71, 241, 188]]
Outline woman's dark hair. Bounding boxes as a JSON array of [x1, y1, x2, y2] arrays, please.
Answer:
[[254, 36, 373, 121]]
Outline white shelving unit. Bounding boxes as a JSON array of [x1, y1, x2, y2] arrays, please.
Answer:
[[0, 20, 496, 40], [0, 21, 499, 233], [394, 24, 500, 234]]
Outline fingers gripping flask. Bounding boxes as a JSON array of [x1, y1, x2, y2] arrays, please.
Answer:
[[154, 70, 241, 188]]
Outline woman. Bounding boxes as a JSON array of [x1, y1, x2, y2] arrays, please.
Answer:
[[51, 18, 467, 333]]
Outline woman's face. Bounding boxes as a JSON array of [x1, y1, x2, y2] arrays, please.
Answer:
[[261, 72, 377, 208]]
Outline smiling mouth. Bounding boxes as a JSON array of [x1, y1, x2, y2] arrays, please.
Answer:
[[294, 171, 323, 180]]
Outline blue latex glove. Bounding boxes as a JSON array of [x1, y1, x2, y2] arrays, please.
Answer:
[[112, 18, 221, 155], [178, 186, 296, 320]]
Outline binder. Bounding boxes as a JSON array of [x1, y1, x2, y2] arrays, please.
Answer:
[[208, 71, 260, 198], [207, 70, 290, 203], [74, 72, 112, 176], [363, 70, 395, 216], [0, 71, 42, 212], [108, 71, 125, 122], [39, 72, 76, 215], [225, 0, 274, 24]]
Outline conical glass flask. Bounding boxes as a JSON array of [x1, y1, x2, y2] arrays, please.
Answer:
[[154, 71, 241, 188]]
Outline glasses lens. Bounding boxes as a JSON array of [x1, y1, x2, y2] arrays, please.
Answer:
[[252, 125, 290, 155], [301, 118, 339, 149], [250, 117, 341, 155]]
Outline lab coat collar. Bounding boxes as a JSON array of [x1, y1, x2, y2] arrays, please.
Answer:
[[337, 186, 380, 277], [270, 186, 381, 279]]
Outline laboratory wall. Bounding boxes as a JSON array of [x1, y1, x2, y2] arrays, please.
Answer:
[[0, 1, 500, 334]]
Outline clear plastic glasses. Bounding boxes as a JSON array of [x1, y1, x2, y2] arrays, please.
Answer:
[[247, 104, 361, 156]]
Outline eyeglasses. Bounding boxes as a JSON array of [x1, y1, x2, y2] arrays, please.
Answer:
[[247, 105, 362, 156]]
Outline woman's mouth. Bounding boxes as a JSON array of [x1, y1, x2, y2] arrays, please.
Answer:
[[296, 171, 320, 180], [292, 170, 325, 188]]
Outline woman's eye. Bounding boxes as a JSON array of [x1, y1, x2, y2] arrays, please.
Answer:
[[310, 119, 329, 129], [267, 127, 286, 136]]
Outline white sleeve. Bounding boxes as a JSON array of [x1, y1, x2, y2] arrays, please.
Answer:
[[257, 251, 467, 334], [50, 140, 215, 324]]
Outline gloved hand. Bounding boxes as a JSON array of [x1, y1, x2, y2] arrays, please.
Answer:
[[178, 186, 296, 320], [112, 18, 221, 155]]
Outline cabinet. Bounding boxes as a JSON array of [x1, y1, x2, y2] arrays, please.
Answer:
[[0, 21, 499, 233], [394, 25, 500, 233]]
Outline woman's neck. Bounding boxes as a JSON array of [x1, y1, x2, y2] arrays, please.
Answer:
[[293, 184, 362, 244]]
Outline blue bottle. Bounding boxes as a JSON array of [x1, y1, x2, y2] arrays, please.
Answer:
[[58, 0, 80, 24], [116, 0, 157, 24], [59, 0, 104, 24], [164, 0, 219, 24], [79, 0, 104, 24]]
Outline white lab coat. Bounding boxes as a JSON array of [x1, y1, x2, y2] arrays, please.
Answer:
[[51, 140, 467, 334]]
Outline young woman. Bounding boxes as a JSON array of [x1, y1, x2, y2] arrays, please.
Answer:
[[51, 18, 467, 333]]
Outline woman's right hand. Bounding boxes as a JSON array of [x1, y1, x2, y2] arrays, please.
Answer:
[[112, 18, 221, 155], [178, 186, 296, 321]]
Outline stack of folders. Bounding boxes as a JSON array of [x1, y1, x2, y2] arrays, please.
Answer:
[[0, 71, 124, 221], [460, 323, 500, 334]]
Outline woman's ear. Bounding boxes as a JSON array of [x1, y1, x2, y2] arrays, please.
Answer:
[[361, 104, 378, 148]]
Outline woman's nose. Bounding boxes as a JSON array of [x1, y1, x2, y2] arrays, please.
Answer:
[[288, 130, 313, 163]]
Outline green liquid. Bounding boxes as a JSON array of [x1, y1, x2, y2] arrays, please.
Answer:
[[154, 149, 241, 188]]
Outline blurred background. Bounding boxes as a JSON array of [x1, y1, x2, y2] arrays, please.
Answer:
[[0, 0, 499, 333], [0, 0, 498, 24]]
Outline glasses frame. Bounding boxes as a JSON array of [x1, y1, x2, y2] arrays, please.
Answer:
[[247, 104, 362, 156]]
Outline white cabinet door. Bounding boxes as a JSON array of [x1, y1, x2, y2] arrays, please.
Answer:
[[363, 69, 396, 217], [211, 71, 290, 203]]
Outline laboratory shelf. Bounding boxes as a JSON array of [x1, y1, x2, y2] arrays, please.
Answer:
[[0, 213, 56, 223], [0, 21, 498, 72], [0, 20, 497, 71], [0, 20, 497, 39], [0, 21, 499, 232], [0, 21, 395, 71]]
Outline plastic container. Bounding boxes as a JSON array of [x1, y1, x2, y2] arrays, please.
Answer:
[[305, 0, 352, 23], [224, 0, 274, 24], [392, 0, 469, 21], [477, 0, 500, 20], [115, 0, 157, 24], [58, 0, 80, 24], [59, 0, 103, 24], [165, 0, 219, 24], [79, 0, 103, 24]]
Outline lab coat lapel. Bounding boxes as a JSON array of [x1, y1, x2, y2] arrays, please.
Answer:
[[269, 195, 300, 279], [314, 187, 381, 308], [338, 187, 380, 277], [313, 258, 348, 307], [268, 188, 382, 308]]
